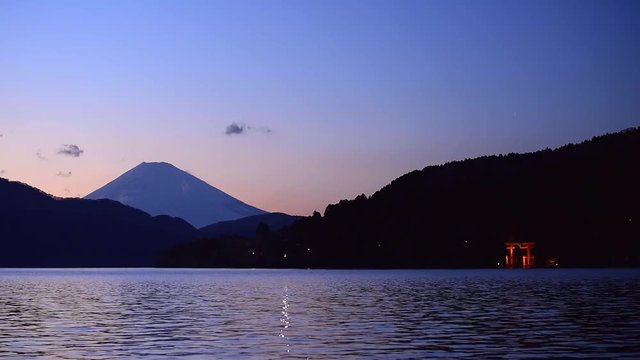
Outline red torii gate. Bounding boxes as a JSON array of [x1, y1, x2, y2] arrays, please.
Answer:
[[505, 242, 536, 269]]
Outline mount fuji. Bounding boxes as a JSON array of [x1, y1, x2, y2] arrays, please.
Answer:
[[85, 162, 266, 228]]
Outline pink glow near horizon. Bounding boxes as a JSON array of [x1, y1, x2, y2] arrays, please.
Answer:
[[1, 0, 638, 215]]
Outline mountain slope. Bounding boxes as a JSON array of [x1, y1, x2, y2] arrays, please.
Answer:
[[85, 162, 265, 228], [199, 213, 303, 238], [159, 127, 640, 268], [0, 178, 198, 267], [304, 127, 640, 267]]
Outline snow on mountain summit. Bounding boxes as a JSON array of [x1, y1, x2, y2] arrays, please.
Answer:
[[85, 162, 266, 228]]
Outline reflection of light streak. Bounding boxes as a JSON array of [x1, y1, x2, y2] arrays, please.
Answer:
[[280, 286, 291, 353]]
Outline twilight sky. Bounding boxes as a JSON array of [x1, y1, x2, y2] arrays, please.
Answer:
[[0, 0, 638, 216]]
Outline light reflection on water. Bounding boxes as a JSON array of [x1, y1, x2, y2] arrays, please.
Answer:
[[0, 268, 639, 359]]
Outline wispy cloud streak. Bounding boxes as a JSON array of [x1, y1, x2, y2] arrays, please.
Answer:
[[56, 171, 72, 178], [36, 149, 47, 160], [225, 122, 271, 136], [58, 144, 84, 157]]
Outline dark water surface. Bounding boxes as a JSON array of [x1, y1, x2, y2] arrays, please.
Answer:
[[0, 269, 638, 359]]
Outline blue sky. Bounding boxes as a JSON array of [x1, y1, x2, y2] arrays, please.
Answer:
[[0, 0, 638, 215]]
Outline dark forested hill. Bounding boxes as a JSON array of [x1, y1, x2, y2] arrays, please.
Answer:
[[199, 212, 303, 238], [159, 127, 640, 268], [0, 179, 198, 267]]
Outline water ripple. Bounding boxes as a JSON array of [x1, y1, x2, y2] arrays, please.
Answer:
[[0, 268, 638, 359]]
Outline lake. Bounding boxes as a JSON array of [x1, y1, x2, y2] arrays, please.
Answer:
[[0, 269, 638, 359]]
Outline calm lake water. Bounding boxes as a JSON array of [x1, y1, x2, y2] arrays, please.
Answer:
[[0, 269, 639, 359]]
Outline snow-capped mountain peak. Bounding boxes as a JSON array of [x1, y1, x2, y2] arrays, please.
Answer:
[[85, 162, 265, 228]]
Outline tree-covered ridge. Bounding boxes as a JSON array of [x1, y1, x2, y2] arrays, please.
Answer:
[[159, 127, 640, 268], [0, 177, 198, 267]]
